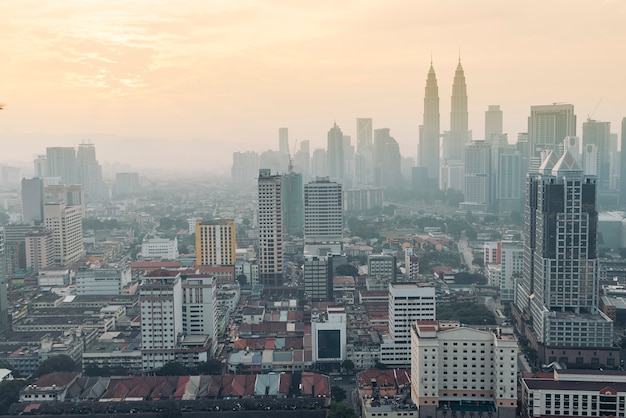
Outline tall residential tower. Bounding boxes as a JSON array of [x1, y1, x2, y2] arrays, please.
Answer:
[[257, 169, 283, 287]]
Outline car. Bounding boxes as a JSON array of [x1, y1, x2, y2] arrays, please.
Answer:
[[333, 377, 343, 381]]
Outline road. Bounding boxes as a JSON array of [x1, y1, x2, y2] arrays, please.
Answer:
[[458, 236, 477, 273]]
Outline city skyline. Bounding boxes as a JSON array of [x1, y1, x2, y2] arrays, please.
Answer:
[[1, 1, 625, 173]]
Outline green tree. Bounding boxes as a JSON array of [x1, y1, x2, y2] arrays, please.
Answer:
[[328, 402, 358, 418], [0, 379, 27, 415], [236, 274, 248, 287], [437, 302, 496, 324], [341, 359, 355, 373], [509, 210, 523, 225], [192, 359, 223, 375], [455, 272, 487, 285], [331, 386, 347, 403], [156, 362, 190, 376], [36, 355, 78, 377], [472, 256, 485, 268], [335, 264, 358, 277]]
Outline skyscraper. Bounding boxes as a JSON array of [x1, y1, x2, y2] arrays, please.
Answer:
[[528, 104, 576, 161], [140, 270, 183, 371], [195, 219, 237, 266], [257, 169, 283, 286], [43, 202, 84, 265], [418, 63, 440, 184], [462, 140, 492, 211], [231, 151, 260, 183], [445, 59, 470, 162], [282, 171, 304, 237], [619, 117, 626, 206], [485, 104, 503, 141], [326, 123, 345, 183], [373, 128, 402, 188], [0, 227, 8, 332], [304, 177, 343, 255], [76, 141, 104, 202], [582, 118, 611, 189], [46, 147, 77, 184], [356, 118, 373, 185], [513, 150, 615, 367], [278, 127, 289, 170], [21, 178, 44, 225], [294, 140, 310, 179], [497, 148, 523, 212]]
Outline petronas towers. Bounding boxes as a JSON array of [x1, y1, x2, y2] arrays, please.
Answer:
[[418, 58, 470, 188]]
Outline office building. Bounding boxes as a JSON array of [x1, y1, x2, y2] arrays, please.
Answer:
[[25, 228, 54, 273], [373, 128, 402, 188], [257, 169, 283, 286], [282, 171, 304, 237], [513, 150, 616, 367], [33, 155, 47, 178], [304, 255, 329, 301], [444, 59, 470, 162], [583, 118, 611, 189], [497, 149, 523, 212], [304, 177, 343, 255], [404, 247, 419, 282], [114, 172, 140, 196], [182, 274, 218, 354], [140, 270, 183, 371], [278, 127, 289, 170], [368, 254, 397, 282], [294, 140, 311, 179], [439, 160, 465, 191], [0, 227, 8, 332], [195, 219, 236, 266], [499, 240, 524, 304], [411, 321, 518, 418], [141, 236, 179, 260], [43, 202, 84, 265], [356, 118, 373, 185], [312, 306, 347, 365], [418, 63, 440, 184], [528, 104, 576, 160], [521, 369, 626, 418], [343, 187, 384, 212], [76, 141, 104, 202], [45, 147, 77, 185], [380, 283, 436, 368], [485, 105, 503, 141], [462, 140, 492, 211], [621, 118, 626, 205], [327, 123, 345, 183], [582, 143, 599, 177], [21, 178, 44, 224], [75, 265, 131, 295]]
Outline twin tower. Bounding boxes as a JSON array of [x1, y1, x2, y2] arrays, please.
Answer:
[[418, 59, 470, 187]]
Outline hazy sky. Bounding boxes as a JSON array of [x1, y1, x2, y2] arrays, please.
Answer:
[[1, 0, 625, 173]]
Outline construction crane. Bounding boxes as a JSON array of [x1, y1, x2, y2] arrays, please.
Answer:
[[587, 97, 603, 120]]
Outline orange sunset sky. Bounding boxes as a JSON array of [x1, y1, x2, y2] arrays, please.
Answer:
[[1, 0, 625, 173]]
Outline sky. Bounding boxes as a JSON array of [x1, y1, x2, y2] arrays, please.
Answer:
[[1, 0, 625, 174]]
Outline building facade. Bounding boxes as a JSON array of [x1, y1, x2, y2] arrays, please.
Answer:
[[257, 169, 283, 286], [195, 219, 236, 266], [304, 177, 343, 255]]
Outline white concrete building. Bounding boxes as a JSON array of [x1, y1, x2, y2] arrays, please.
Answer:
[[141, 236, 179, 260], [380, 283, 436, 368], [44, 202, 84, 265], [181, 274, 218, 355], [411, 321, 518, 418], [257, 169, 283, 287], [75, 266, 131, 295], [500, 240, 523, 303], [139, 270, 183, 372], [522, 369, 626, 418], [312, 306, 347, 364], [304, 177, 343, 255]]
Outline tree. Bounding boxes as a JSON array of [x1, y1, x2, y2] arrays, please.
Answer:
[[331, 386, 347, 403], [509, 210, 523, 226], [328, 402, 357, 418], [0, 379, 27, 415], [437, 302, 496, 325], [156, 362, 190, 376], [455, 272, 487, 285], [335, 264, 358, 277], [472, 256, 485, 268], [236, 274, 248, 287], [341, 359, 355, 374], [192, 359, 223, 375], [35, 355, 77, 377]]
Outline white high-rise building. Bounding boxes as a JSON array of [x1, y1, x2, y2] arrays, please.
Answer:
[[582, 143, 599, 177], [25, 228, 54, 273], [411, 321, 518, 418], [304, 177, 343, 255], [141, 236, 179, 260], [485, 105, 503, 141], [257, 169, 283, 287], [43, 202, 84, 265], [380, 283, 436, 368], [140, 270, 183, 372], [528, 104, 576, 159], [500, 240, 523, 303], [182, 274, 218, 355]]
